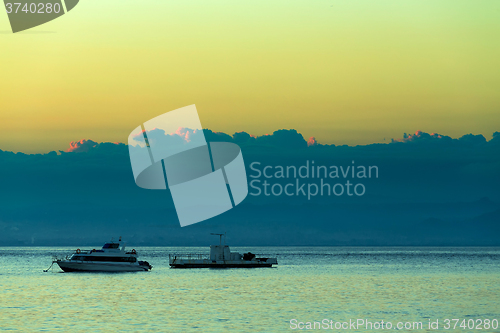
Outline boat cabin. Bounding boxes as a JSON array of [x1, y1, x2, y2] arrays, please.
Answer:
[[210, 245, 242, 261]]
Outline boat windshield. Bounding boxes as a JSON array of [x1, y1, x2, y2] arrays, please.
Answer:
[[102, 243, 120, 249]]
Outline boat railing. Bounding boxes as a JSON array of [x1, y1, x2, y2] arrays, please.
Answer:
[[169, 253, 207, 260], [51, 254, 71, 262], [71, 249, 107, 254], [72, 250, 93, 254]]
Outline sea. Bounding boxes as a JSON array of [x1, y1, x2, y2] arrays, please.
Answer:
[[0, 247, 499, 332]]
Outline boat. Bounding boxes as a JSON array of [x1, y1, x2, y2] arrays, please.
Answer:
[[49, 237, 152, 272], [169, 233, 278, 268]]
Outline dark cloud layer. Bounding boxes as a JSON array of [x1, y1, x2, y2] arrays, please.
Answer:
[[0, 129, 499, 246]]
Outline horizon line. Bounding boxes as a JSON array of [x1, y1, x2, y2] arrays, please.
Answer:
[[2, 128, 499, 155]]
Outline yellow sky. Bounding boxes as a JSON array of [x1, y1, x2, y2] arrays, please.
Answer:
[[1, 0, 499, 153]]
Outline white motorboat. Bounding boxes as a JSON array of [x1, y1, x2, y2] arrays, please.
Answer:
[[169, 233, 278, 268], [51, 238, 152, 272]]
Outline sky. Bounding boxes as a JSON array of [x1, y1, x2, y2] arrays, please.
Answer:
[[1, 0, 499, 153]]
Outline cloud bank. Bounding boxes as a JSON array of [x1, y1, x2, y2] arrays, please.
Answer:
[[0, 128, 499, 246]]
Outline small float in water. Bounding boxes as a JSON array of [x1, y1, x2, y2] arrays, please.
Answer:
[[169, 233, 278, 268], [45, 237, 152, 272]]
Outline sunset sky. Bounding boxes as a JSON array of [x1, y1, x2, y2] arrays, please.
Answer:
[[1, 0, 499, 153]]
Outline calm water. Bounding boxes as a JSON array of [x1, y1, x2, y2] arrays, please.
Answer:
[[0, 247, 499, 332]]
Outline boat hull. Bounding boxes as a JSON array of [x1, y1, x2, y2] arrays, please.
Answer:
[[170, 263, 274, 268], [56, 261, 149, 272], [169, 258, 277, 268]]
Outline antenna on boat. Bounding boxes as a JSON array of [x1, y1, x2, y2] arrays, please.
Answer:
[[210, 233, 226, 246]]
